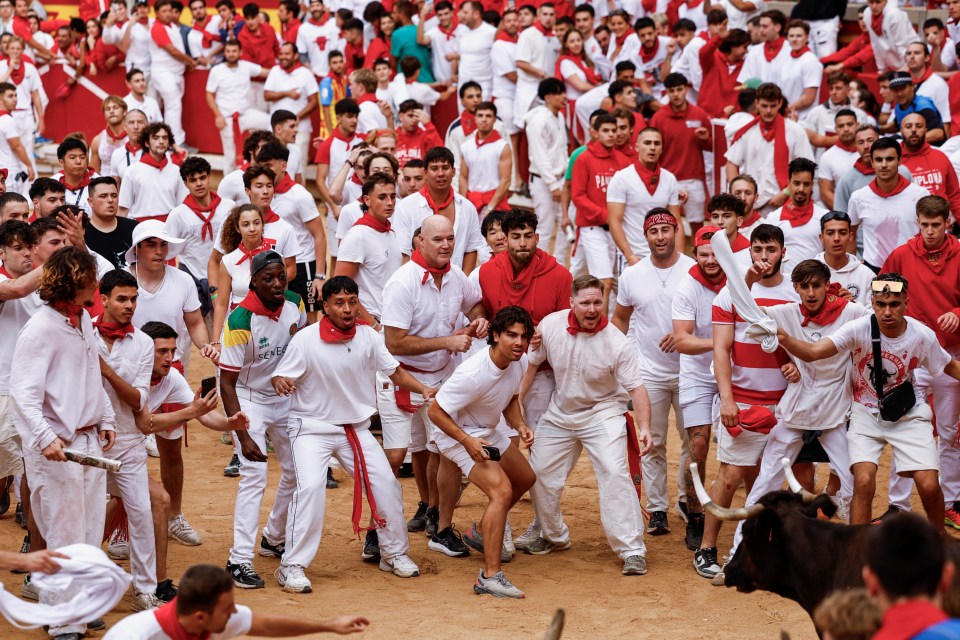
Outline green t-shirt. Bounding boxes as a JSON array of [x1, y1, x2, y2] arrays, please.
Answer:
[[391, 25, 435, 84], [565, 145, 588, 181]]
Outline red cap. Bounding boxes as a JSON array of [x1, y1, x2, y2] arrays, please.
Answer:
[[694, 225, 723, 247]]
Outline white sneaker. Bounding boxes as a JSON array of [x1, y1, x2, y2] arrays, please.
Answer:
[[276, 564, 312, 593], [21, 575, 38, 601], [503, 520, 516, 556], [168, 514, 202, 546], [512, 520, 541, 551], [107, 538, 129, 561], [379, 553, 420, 578], [144, 434, 159, 458], [473, 570, 525, 598], [130, 591, 161, 611]]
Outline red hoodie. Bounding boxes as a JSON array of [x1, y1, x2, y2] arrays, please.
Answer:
[[900, 143, 960, 216], [698, 36, 744, 119], [478, 249, 572, 324], [395, 122, 443, 167], [572, 140, 628, 227], [649, 101, 712, 181], [881, 233, 960, 348], [819, 32, 877, 73]]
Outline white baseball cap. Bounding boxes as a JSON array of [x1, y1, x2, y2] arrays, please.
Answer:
[[124, 219, 185, 265]]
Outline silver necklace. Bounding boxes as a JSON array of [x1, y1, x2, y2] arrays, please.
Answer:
[[653, 263, 676, 288]]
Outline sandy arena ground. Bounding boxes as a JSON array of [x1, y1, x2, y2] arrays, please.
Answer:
[[0, 350, 939, 639]]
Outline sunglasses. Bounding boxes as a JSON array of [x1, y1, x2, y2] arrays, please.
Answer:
[[871, 280, 905, 294], [820, 211, 851, 227]]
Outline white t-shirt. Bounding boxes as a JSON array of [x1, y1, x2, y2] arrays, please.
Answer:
[[97, 328, 153, 441], [108, 144, 142, 180], [458, 22, 497, 88], [335, 200, 364, 241], [146, 367, 195, 413], [0, 112, 23, 175], [778, 50, 823, 121], [118, 160, 189, 220], [491, 39, 517, 102], [765, 204, 830, 265], [0, 278, 41, 395], [0, 61, 41, 115], [738, 38, 792, 87], [847, 180, 927, 267], [149, 20, 186, 76], [831, 315, 951, 413], [818, 145, 859, 186], [130, 265, 202, 344], [205, 60, 263, 115], [606, 165, 681, 260], [618, 253, 696, 380], [426, 24, 459, 84], [296, 18, 339, 77], [918, 72, 952, 124], [103, 604, 253, 640], [164, 197, 236, 279], [124, 93, 163, 124], [263, 65, 320, 133], [273, 183, 320, 263], [671, 269, 720, 389], [720, 0, 765, 29], [212, 216, 300, 261], [392, 192, 484, 268], [336, 224, 402, 319], [724, 118, 815, 206]]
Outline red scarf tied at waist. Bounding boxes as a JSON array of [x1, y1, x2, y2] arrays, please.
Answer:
[[725, 405, 777, 438], [732, 114, 789, 189], [183, 193, 222, 242], [555, 54, 601, 85], [94, 319, 134, 341], [154, 597, 210, 640], [800, 283, 848, 327], [410, 248, 450, 285], [779, 200, 814, 227], [624, 412, 643, 502]]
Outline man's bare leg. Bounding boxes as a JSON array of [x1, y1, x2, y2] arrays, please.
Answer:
[[155, 436, 184, 515], [149, 477, 171, 582]]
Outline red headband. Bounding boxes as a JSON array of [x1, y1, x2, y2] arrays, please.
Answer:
[[644, 212, 678, 232]]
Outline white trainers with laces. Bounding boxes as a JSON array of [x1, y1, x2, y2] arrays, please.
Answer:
[[131, 591, 161, 611], [379, 553, 420, 578], [21, 575, 38, 601], [168, 514, 202, 546], [474, 570, 525, 598], [107, 538, 130, 561], [503, 519, 516, 556], [512, 520, 541, 551], [276, 564, 313, 593], [144, 434, 159, 458]]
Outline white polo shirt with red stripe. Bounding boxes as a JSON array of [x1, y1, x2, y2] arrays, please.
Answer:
[[149, 20, 186, 76], [314, 130, 362, 180]]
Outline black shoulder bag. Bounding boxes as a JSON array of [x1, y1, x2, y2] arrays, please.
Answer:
[[871, 315, 916, 422]]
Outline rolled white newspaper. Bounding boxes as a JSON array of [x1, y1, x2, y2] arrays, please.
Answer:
[[63, 449, 122, 472]]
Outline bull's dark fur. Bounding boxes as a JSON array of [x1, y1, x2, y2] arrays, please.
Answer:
[[724, 491, 960, 621]]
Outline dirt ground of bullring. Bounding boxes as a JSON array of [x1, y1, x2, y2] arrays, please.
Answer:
[[0, 349, 947, 639]]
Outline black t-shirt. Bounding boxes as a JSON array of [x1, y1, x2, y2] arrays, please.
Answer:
[[85, 217, 139, 269]]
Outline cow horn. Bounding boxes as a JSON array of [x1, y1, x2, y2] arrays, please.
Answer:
[[689, 463, 764, 521], [780, 458, 818, 504]]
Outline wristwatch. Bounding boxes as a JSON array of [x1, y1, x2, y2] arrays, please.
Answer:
[[313, 274, 327, 281]]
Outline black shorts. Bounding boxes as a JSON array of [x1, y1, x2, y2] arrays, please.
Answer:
[[795, 436, 830, 464], [290, 260, 319, 312]]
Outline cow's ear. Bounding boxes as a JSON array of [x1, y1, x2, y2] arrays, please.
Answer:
[[803, 494, 837, 520]]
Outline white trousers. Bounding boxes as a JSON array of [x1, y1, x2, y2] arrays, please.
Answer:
[[219, 109, 272, 174], [530, 175, 570, 266], [642, 377, 689, 512], [229, 397, 296, 565], [807, 17, 840, 59], [529, 418, 646, 559], [106, 437, 156, 595], [283, 424, 409, 568], [731, 422, 852, 554], [24, 429, 105, 637], [522, 369, 555, 432], [917, 359, 960, 506], [153, 71, 186, 146]]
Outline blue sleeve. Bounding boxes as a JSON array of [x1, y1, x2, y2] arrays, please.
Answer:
[[319, 77, 334, 106]]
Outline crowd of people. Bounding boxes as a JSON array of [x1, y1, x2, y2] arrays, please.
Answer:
[[6, 0, 960, 636]]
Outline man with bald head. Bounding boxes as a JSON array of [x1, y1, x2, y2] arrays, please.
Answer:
[[378, 214, 490, 561], [899, 113, 960, 215]]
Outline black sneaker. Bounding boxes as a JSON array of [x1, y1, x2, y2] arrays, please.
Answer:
[[12, 534, 29, 573], [675, 501, 689, 524], [14, 502, 24, 527], [258, 535, 284, 558], [155, 579, 177, 602], [361, 530, 380, 562], [0, 475, 11, 516], [646, 511, 670, 535], [871, 505, 901, 524], [397, 462, 414, 478], [326, 468, 339, 489], [427, 526, 471, 557], [424, 506, 439, 538], [223, 454, 240, 478], [407, 501, 428, 532], [86, 618, 106, 631], [226, 562, 265, 589], [685, 513, 704, 551], [693, 547, 721, 579]]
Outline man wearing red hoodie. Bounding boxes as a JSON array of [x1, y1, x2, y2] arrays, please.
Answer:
[[570, 113, 626, 312], [882, 195, 960, 530], [899, 113, 960, 218], [394, 99, 443, 167], [477, 208, 572, 550]]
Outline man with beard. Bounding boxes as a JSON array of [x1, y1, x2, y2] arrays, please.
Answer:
[[107, 109, 148, 183], [671, 226, 727, 551], [766, 158, 830, 265], [272, 276, 433, 592], [899, 113, 960, 216], [613, 209, 694, 537], [834, 124, 913, 215], [428, 306, 536, 598], [695, 224, 799, 581], [89, 96, 128, 176], [818, 109, 860, 211], [119, 122, 188, 222], [263, 43, 319, 163], [522, 275, 653, 575]]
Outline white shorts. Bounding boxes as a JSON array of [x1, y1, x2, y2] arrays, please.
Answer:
[[155, 425, 183, 440], [495, 97, 519, 135], [576, 225, 616, 280], [438, 426, 512, 477], [679, 383, 717, 428], [847, 401, 939, 474], [714, 399, 772, 467], [678, 179, 707, 224], [0, 396, 23, 477], [376, 370, 446, 453]]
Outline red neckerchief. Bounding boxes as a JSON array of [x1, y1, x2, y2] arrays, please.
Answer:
[[732, 233, 752, 252], [183, 193, 222, 242], [460, 109, 477, 135], [355, 92, 378, 105], [238, 289, 284, 321], [52, 301, 84, 329], [420, 185, 453, 215], [614, 31, 629, 49], [908, 232, 960, 276], [236, 238, 272, 264], [154, 598, 210, 640], [140, 153, 168, 170], [59, 168, 95, 191], [566, 309, 608, 335], [740, 210, 762, 228], [874, 601, 951, 640], [915, 66, 934, 85], [688, 264, 725, 293], [901, 141, 931, 161], [94, 319, 134, 340], [763, 37, 785, 62], [869, 175, 911, 198], [262, 208, 280, 224], [353, 212, 391, 232], [475, 130, 502, 148], [800, 283, 848, 327], [105, 126, 126, 142], [137, 16, 149, 25], [732, 114, 789, 189], [319, 314, 369, 342], [853, 158, 874, 175], [0, 109, 13, 118], [835, 139, 857, 153], [281, 61, 303, 74], [308, 11, 330, 26], [555, 54, 601, 85], [633, 159, 661, 193], [790, 45, 810, 59], [275, 174, 296, 194], [192, 18, 218, 47], [7, 61, 24, 84], [124, 141, 139, 154], [331, 127, 357, 143], [779, 200, 814, 227], [410, 248, 450, 285], [438, 22, 457, 40], [726, 405, 777, 437], [349, 172, 363, 186], [870, 6, 884, 37], [639, 37, 660, 63], [532, 20, 553, 37], [0, 265, 10, 277], [496, 30, 517, 43]]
